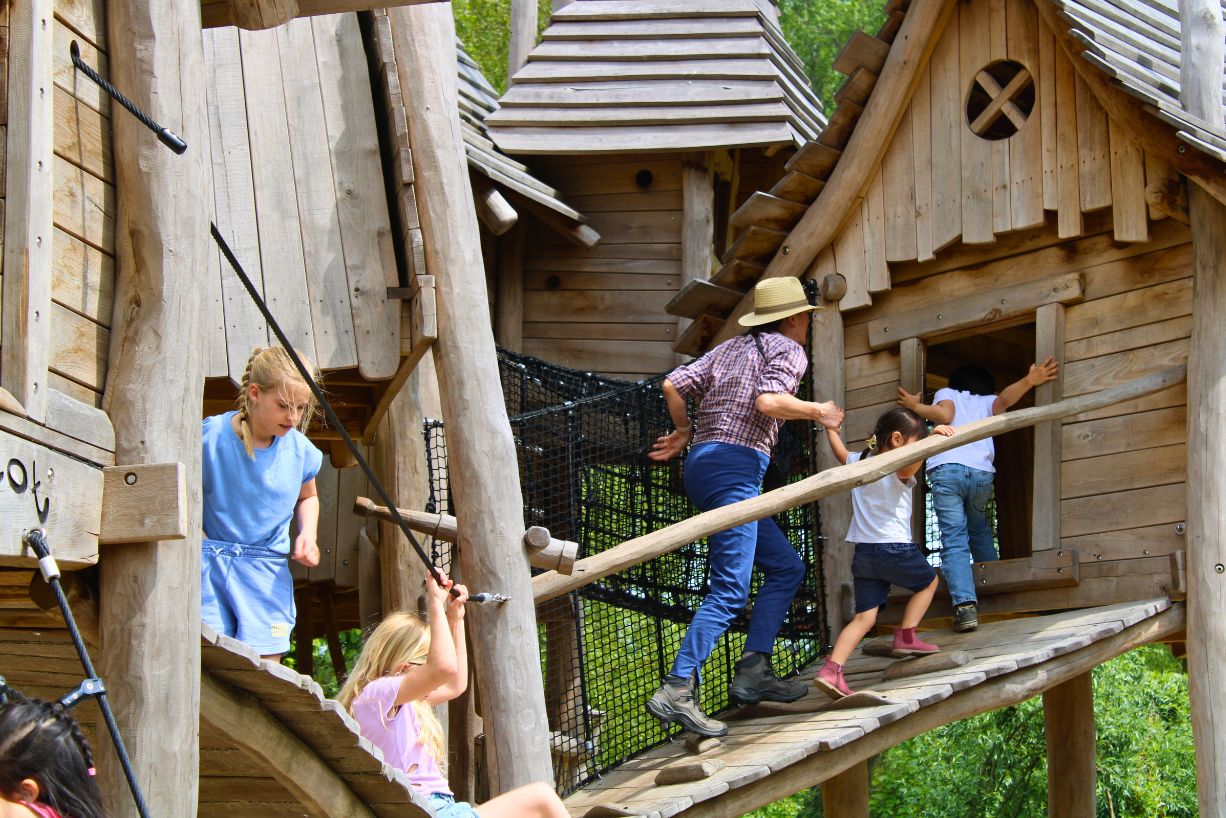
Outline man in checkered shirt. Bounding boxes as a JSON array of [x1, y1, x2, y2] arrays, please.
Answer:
[[646, 277, 845, 738]]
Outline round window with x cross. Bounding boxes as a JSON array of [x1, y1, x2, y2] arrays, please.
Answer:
[[966, 59, 1035, 140]]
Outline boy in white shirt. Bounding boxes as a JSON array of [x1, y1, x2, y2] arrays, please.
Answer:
[[897, 357, 1059, 631]]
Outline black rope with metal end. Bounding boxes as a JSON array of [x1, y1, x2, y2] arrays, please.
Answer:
[[69, 41, 187, 155], [23, 529, 153, 818], [67, 40, 508, 604]]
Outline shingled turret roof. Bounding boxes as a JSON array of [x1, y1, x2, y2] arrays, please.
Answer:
[[486, 0, 826, 154]]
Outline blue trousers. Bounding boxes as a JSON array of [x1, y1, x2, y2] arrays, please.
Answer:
[[927, 463, 997, 607], [669, 442, 805, 682]]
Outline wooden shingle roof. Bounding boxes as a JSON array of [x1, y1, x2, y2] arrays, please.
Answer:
[[1051, 0, 1226, 161], [486, 0, 827, 154]]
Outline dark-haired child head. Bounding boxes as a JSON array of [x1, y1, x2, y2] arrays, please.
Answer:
[[0, 696, 106, 818]]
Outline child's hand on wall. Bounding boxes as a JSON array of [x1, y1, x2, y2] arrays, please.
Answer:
[[896, 387, 923, 411], [1026, 356, 1060, 386]]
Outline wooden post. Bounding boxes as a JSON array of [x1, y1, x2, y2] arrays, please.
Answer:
[[495, 223, 525, 352], [508, 0, 536, 81], [1181, 0, 1226, 811], [389, 3, 554, 792], [97, 1, 210, 815], [811, 264, 852, 639], [820, 759, 869, 818], [1043, 672, 1097, 817], [1031, 303, 1064, 550], [899, 338, 926, 546], [1, 0, 55, 421], [374, 382, 431, 612], [679, 153, 715, 361]]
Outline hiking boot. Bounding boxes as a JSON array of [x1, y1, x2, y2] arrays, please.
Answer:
[[729, 652, 809, 705], [646, 682, 728, 738], [892, 627, 940, 656], [813, 660, 853, 700], [953, 603, 979, 633]]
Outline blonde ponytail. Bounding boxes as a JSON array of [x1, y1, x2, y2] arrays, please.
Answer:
[[234, 346, 323, 458]]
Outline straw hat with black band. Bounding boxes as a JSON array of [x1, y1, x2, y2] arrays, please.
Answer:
[[737, 277, 821, 327]]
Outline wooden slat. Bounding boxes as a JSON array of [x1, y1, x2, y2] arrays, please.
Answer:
[[784, 142, 841, 179], [709, 257, 766, 290], [729, 191, 807, 231], [52, 86, 112, 182], [525, 321, 675, 342], [52, 226, 112, 326], [524, 289, 672, 324], [1031, 303, 1064, 551], [238, 27, 317, 365], [1074, 73, 1111, 212], [487, 101, 788, 128], [1061, 482, 1185, 538], [49, 302, 106, 390], [276, 17, 357, 371], [313, 12, 399, 381], [498, 79, 783, 107], [833, 207, 869, 311], [540, 18, 762, 40], [523, 338, 677, 373], [1107, 119, 1149, 242], [510, 57, 778, 83], [721, 224, 787, 264], [671, 312, 721, 356], [51, 155, 113, 253], [929, 14, 961, 251], [490, 121, 792, 155], [1062, 443, 1184, 500], [833, 67, 878, 108], [881, 103, 917, 262], [1064, 276, 1190, 343], [1062, 337, 1188, 397], [1063, 405, 1185, 461], [832, 31, 890, 77], [1006, 0, 1044, 230], [911, 68, 934, 262], [768, 170, 824, 203], [1054, 45, 1083, 237], [959, 0, 994, 244], [1038, 16, 1057, 211], [862, 170, 890, 293], [551, 0, 761, 21], [529, 37, 770, 61], [665, 278, 742, 319]]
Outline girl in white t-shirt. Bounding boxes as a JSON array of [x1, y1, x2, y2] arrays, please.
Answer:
[[897, 357, 1059, 632], [814, 408, 954, 699]]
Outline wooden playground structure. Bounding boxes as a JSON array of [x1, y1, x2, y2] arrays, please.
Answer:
[[0, 0, 1224, 815]]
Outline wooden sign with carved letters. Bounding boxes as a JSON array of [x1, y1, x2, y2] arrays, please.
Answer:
[[0, 428, 103, 568]]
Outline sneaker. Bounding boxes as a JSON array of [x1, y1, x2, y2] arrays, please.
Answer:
[[813, 660, 853, 700], [646, 682, 728, 738], [953, 603, 979, 633], [729, 652, 809, 705], [892, 627, 940, 656]]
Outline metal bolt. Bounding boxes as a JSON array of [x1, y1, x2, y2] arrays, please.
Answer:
[[1175, 523, 1186, 536], [1216, 564, 1224, 574], [124, 472, 138, 486], [782, 246, 791, 255]]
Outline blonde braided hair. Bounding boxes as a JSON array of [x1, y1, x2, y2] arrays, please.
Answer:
[[235, 346, 322, 458]]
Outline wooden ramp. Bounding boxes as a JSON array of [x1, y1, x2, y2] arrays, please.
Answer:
[[562, 598, 1182, 818]]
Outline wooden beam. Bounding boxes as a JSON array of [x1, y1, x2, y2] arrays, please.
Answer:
[[820, 760, 869, 818], [362, 276, 437, 444], [679, 153, 715, 355], [473, 174, 518, 236], [508, 0, 537, 80], [899, 338, 925, 547], [2, 0, 55, 421], [98, 463, 188, 545], [866, 273, 1084, 350], [1180, 0, 1226, 807], [532, 366, 1186, 603], [201, 673, 377, 818], [710, 0, 959, 344], [1031, 303, 1065, 550], [1044, 672, 1097, 818], [96, 0, 211, 813], [389, 2, 555, 792], [507, 189, 601, 249], [495, 223, 526, 352], [679, 606, 1184, 817]]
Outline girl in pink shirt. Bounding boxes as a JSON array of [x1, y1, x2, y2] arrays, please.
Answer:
[[0, 694, 105, 818], [339, 575, 567, 818]]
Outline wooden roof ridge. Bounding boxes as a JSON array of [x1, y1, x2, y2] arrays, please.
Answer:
[[668, 0, 922, 355], [562, 598, 1182, 817], [1043, 0, 1226, 161], [486, 0, 827, 154], [202, 624, 436, 817]]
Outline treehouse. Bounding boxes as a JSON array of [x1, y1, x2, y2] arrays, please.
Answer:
[[0, 0, 1223, 816]]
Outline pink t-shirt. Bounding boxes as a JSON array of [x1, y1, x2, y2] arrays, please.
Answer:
[[350, 676, 451, 796]]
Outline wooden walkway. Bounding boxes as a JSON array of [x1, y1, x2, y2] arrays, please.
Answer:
[[562, 598, 1183, 818]]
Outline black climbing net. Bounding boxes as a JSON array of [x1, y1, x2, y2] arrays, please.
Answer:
[[424, 348, 830, 795]]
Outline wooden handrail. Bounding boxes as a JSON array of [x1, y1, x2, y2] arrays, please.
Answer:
[[532, 365, 1187, 603]]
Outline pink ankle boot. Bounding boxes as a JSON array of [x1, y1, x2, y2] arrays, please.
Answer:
[[892, 627, 940, 657], [814, 660, 854, 699]]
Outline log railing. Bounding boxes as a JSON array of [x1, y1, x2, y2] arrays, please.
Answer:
[[531, 365, 1187, 604]]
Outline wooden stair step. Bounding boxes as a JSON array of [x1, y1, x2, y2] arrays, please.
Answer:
[[877, 8, 907, 43], [785, 141, 841, 179], [666, 279, 745, 319], [769, 170, 825, 204], [833, 31, 890, 77], [672, 313, 723, 357], [834, 66, 878, 108], [817, 100, 865, 150], [710, 257, 767, 290], [720, 224, 788, 265], [730, 191, 809, 231]]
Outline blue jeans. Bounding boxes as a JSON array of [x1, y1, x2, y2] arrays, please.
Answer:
[[927, 464, 997, 607], [669, 442, 805, 683]]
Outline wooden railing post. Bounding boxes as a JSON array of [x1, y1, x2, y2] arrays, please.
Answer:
[[389, 2, 554, 793], [98, 0, 211, 815], [1043, 672, 1096, 817]]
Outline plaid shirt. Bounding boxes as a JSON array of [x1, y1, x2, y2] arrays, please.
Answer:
[[667, 332, 808, 455]]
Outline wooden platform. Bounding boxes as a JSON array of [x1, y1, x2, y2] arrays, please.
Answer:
[[561, 598, 1182, 818]]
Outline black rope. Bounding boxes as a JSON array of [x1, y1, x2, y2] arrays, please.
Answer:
[[69, 41, 186, 155], [23, 530, 152, 818]]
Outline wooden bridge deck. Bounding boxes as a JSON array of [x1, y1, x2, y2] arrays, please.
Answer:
[[562, 598, 1182, 818]]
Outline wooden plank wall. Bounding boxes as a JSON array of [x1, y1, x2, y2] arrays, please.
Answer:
[[290, 454, 371, 591], [203, 14, 400, 386], [521, 153, 685, 381], [26, 0, 115, 409], [841, 214, 1192, 615], [825, 0, 1160, 314]]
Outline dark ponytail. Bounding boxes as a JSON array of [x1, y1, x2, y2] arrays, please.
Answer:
[[861, 407, 929, 460], [0, 695, 107, 818]]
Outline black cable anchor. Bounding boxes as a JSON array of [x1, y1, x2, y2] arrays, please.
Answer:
[[70, 41, 186, 155], [24, 529, 152, 818]]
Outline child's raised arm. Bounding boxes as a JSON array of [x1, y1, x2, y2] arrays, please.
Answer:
[[426, 584, 470, 705], [394, 573, 460, 707], [825, 426, 851, 465], [896, 388, 955, 425], [993, 357, 1059, 415]]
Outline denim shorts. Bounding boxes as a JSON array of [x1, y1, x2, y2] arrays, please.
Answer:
[[427, 793, 479, 817], [851, 542, 936, 613], [201, 539, 296, 655]]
